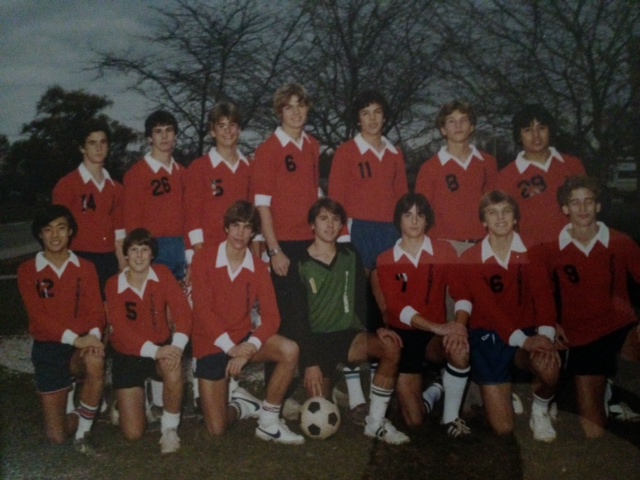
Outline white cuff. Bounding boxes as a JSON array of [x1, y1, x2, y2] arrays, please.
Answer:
[[508, 329, 528, 348], [537, 326, 556, 342], [61, 329, 78, 346], [247, 335, 262, 350], [317, 187, 324, 199], [214, 332, 235, 353], [114, 229, 126, 241], [253, 233, 265, 242], [141, 341, 159, 359], [454, 300, 473, 315], [337, 234, 351, 243], [189, 229, 204, 246], [89, 327, 102, 341], [185, 249, 194, 265], [254, 194, 271, 207], [171, 332, 189, 350], [399, 306, 419, 327]]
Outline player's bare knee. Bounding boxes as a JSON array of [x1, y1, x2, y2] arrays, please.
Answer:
[[280, 339, 299, 365]]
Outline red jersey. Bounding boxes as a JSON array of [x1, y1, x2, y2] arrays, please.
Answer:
[[185, 148, 254, 246], [450, 234, 556, 344], [123, 154, 187, 239], [415, 146, 497, 241], [496, 148, 585, 245], [18, 252, 105, 344], [190, 241, 281, 358], [253, 128, 319, 242], [105, 264, 192, 357], [328, 134, 407, 222], [376, 237, 456, 331], [52, 164, 125, 253], [541, 223, 640, 346]]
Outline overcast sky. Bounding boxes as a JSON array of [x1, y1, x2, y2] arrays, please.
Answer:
[[0, 1, 174, 142]]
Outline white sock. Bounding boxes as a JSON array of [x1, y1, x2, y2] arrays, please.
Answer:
[[368, 384, 392, 425], [259, 401, 281, 427], [161, 410, 181, 433], [151, 379, 164, 407], [369, 363, 378, 396], [66, 382, 76, 414], [75, 401, 98, 440], [532, 393, 552, 415], [422, 383, 443, 412], [442, 364, 470, 424], [343, 366, 366, 409]]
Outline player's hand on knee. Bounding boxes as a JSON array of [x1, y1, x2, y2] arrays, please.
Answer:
[[434, 321, 467, 338], [228, 342, 257, 359], [226, 356, 248, 378], [522, 335, 555, 354], [74, 333, 103, 351], [304, 366, 324, 397], [156, 345, 182, 371], [443, 333, 469, 356]]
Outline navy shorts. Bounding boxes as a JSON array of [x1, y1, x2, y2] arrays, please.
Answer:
[[564, 323, 636, 377], [351, 219, 399, 270], [31, 341, 75, 393], [469, 329, 518, 385], [304, 329, 361, 378], [111, 350, 160, 390], [195, 353, 230, 381], [155, 236, 186, 281], [392, 327, 435, 374]]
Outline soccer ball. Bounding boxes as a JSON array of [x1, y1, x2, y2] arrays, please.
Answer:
[[300, 397, 341, 440]]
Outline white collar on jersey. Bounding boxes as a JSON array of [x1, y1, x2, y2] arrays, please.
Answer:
[[78, 163, 113, 191], [144, 153, 179, 174], [208, 147, 249, 173], [514, 146, 564, 174], [274, 126, 308, 151], [392, 236, 434, 268], [558, 221, 609, 256], [215, 240, 255, 281], [481, 232, 527, 270], [117, 265, 160, 299], [354, 133, 398, 160], [35, 251, 80, 278], [437, 144, 484, 170]]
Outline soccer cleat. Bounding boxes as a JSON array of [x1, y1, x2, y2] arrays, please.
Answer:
[[364, 417, 410, 445], [73, 435, 98, 456], [256, 419, 305, 445], [348, 403, 369, 426], [608, 402, 640, 422], [159, 428, 181, 454], [230, 387, 261, 420], [529, 411, 556, 442], [512, 393, 524, 415], [444, 417, 471, 438]]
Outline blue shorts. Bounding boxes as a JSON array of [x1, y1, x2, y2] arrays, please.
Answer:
[[111, 350, 160, 390], [392, 327, 435, 374], [351, 219, 399, 270], [469, 327, 535, 385], [564, 323, 636, 377], [195, 353, 230, 381], [32, 341, 76, 394], [155, 236, 186, 280]]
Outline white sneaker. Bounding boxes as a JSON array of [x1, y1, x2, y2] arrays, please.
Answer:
[[512, 393, 524, 415], [529, 411, 556, 442], [282, 397, 302, 421], [364, 417, 410, 445], [256, 419, 305, 445], [159, 428, 181, 454], [608, 402, 640, 422], [230, 387, 261, 420]]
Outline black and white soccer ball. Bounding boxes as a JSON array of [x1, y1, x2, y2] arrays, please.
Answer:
[[300, 396, 341, 439]]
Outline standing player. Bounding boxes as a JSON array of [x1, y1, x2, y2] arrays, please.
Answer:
[[185, 101, 254, 251], [105, 228, 192, 454], [542, 176, 640, 438], [496, 104, 585, 246], [190, 201, 304, 444], [52, 119, 125, 292], [328, 90, 408, 271], [123, 110, 188, 280], [415, 100, 497, 255], [18, 205, 105, 454], [298, 198, 409, 444], [376, 193, 471, 436], [452, 191, 559, 441], [253, 84, 320, 347]]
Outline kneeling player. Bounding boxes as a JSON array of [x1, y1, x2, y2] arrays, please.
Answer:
[[299, 198, 408, 444], [18, 205, 105, 454], [190, 201, 303, 444], [452, 191, 559, 441], [105, 229, 192, 454], [376, 193, 471, 437], [542, 176, 640, 438]]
